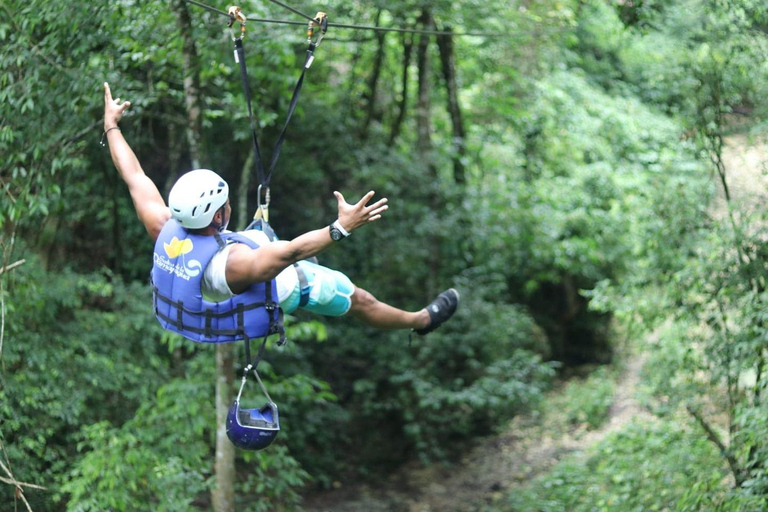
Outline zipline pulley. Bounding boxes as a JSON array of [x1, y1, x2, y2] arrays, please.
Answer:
[[227, 5, 247, 39], [302, 11, 328, 70], [307, 11, 328, 47]]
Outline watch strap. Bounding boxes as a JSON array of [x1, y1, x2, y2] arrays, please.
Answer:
[[331, 220, 350, 237]]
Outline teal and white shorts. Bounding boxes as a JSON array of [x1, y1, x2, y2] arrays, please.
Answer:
[[280, 260, 355, 317]]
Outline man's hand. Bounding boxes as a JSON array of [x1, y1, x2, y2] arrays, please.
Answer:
[[334, 190, 389, 233], [103, 82, 131, 131]]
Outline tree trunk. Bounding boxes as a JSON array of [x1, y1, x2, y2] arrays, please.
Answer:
[[213, 343, 236, 512], [361, 10, 386, 140], [163, 121, 182, 199], [388, 33, 413, 147], [436, 27, 466, 184], [236, 148, 255, 231], [174, 2, 236, 510], [415, 9, 434, 165], [415, 9, 441, 296], [174, 0, 203, 169], [345, 43, 365, 120]]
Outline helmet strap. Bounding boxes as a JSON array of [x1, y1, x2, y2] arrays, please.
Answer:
[[210, 204, 230, 232]]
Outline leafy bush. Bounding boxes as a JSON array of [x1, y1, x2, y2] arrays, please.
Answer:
[[1, 259, 170, 510], [0, 260, 326, 511], [61, 367, 314, 512], [329, 285, 557, 466]]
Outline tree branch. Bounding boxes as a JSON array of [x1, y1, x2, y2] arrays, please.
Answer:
[[686, 405, 743, 485], [0, 259, 25, 276], [0, 451, 46, 512], [0, 475, 47, 491]]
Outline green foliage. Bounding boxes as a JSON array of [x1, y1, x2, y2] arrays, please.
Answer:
[[61, 361, 312, 512], [236, 445, 310, 512], [575, 0, 768, 504], [4, 0, 768, 508], [631, 214, 768, 494], [318, 284, 556, 466], [472, 64, 708, 363], [57, 340, 216, 511], [1, 258, 170, 510]]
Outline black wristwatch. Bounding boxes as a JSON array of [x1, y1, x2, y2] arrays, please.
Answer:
[[329, 220, 350, 241]]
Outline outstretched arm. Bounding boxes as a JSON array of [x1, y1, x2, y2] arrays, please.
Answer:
[[103, 82, 170, 241], [225, 190, 388, 291]]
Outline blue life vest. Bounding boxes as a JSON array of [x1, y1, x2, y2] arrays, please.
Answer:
[[150, 219, 283, 343]]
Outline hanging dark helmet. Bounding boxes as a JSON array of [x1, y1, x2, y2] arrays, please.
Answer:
[[226, 399, 280, 450]]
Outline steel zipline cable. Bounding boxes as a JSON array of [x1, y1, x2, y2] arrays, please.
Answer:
[[183, 0, 512, 38]]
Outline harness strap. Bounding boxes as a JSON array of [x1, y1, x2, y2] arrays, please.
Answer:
[[176, 299, 184, 330], [232, 35, 319, 192], [233, 37, 266, 187], [244, 333, 268, 374], [264, 47, 314, 189], [294, 263, 311, 307], [246, 218, 277, 241], [154, 289, 273, 317], [153, 286, 285, 342], [263, 284, 287, 346]]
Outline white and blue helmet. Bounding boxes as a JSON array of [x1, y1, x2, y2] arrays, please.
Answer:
[[168, 169, 229, 229]]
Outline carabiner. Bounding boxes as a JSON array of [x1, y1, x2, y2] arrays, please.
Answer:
[[255, 184, 270, 222], [307, 11, 328, 47], [228, 5, 247, 40]]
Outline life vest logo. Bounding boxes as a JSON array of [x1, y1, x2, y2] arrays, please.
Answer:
[[155, 236, 202, 279], [164, 237, 193, 258]]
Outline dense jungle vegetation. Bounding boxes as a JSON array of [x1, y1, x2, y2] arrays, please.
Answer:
[[2, 0, 768, 510]]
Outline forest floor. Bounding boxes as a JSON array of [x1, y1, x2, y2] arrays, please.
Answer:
[[301, 351, 653, 512], [714, 130, 768, 216], [302, 132, 768, 512]]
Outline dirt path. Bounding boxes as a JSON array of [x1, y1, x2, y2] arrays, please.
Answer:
[[302, 355, 652, 512], [715, 132, 768, 215]]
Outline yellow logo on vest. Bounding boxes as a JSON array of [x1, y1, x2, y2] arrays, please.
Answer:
[[164, 237, 193, 259], [155, 235, 202, 280]]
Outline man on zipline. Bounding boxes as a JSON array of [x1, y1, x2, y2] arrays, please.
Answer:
[[103, 82, 459, 337]]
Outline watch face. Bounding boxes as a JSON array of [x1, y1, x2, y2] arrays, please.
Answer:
[[330, 226, 343, 241]]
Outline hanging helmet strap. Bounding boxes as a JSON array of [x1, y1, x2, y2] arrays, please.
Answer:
[[239, 353, 275, 405]]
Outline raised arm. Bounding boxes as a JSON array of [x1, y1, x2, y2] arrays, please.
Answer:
[[103, 82, 171, 241], [225, 190, 388, 291]]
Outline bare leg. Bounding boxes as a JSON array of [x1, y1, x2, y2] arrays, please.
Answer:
[[348, 287, 430, 330]]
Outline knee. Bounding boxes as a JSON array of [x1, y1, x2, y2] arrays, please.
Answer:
[[350, 287, 376, 313]]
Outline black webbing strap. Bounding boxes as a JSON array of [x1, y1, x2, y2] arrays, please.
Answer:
[[234, 37, 266, 187], [245, 217, 277, 241], [294, 263, 311, 307], [154, 289, 272, 318], [244, 333, 269, 373], [262, 269, 287, 346], [264, 47, 314, 188], [233, 37, 319, 190], [153, 287, 282, 338]]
